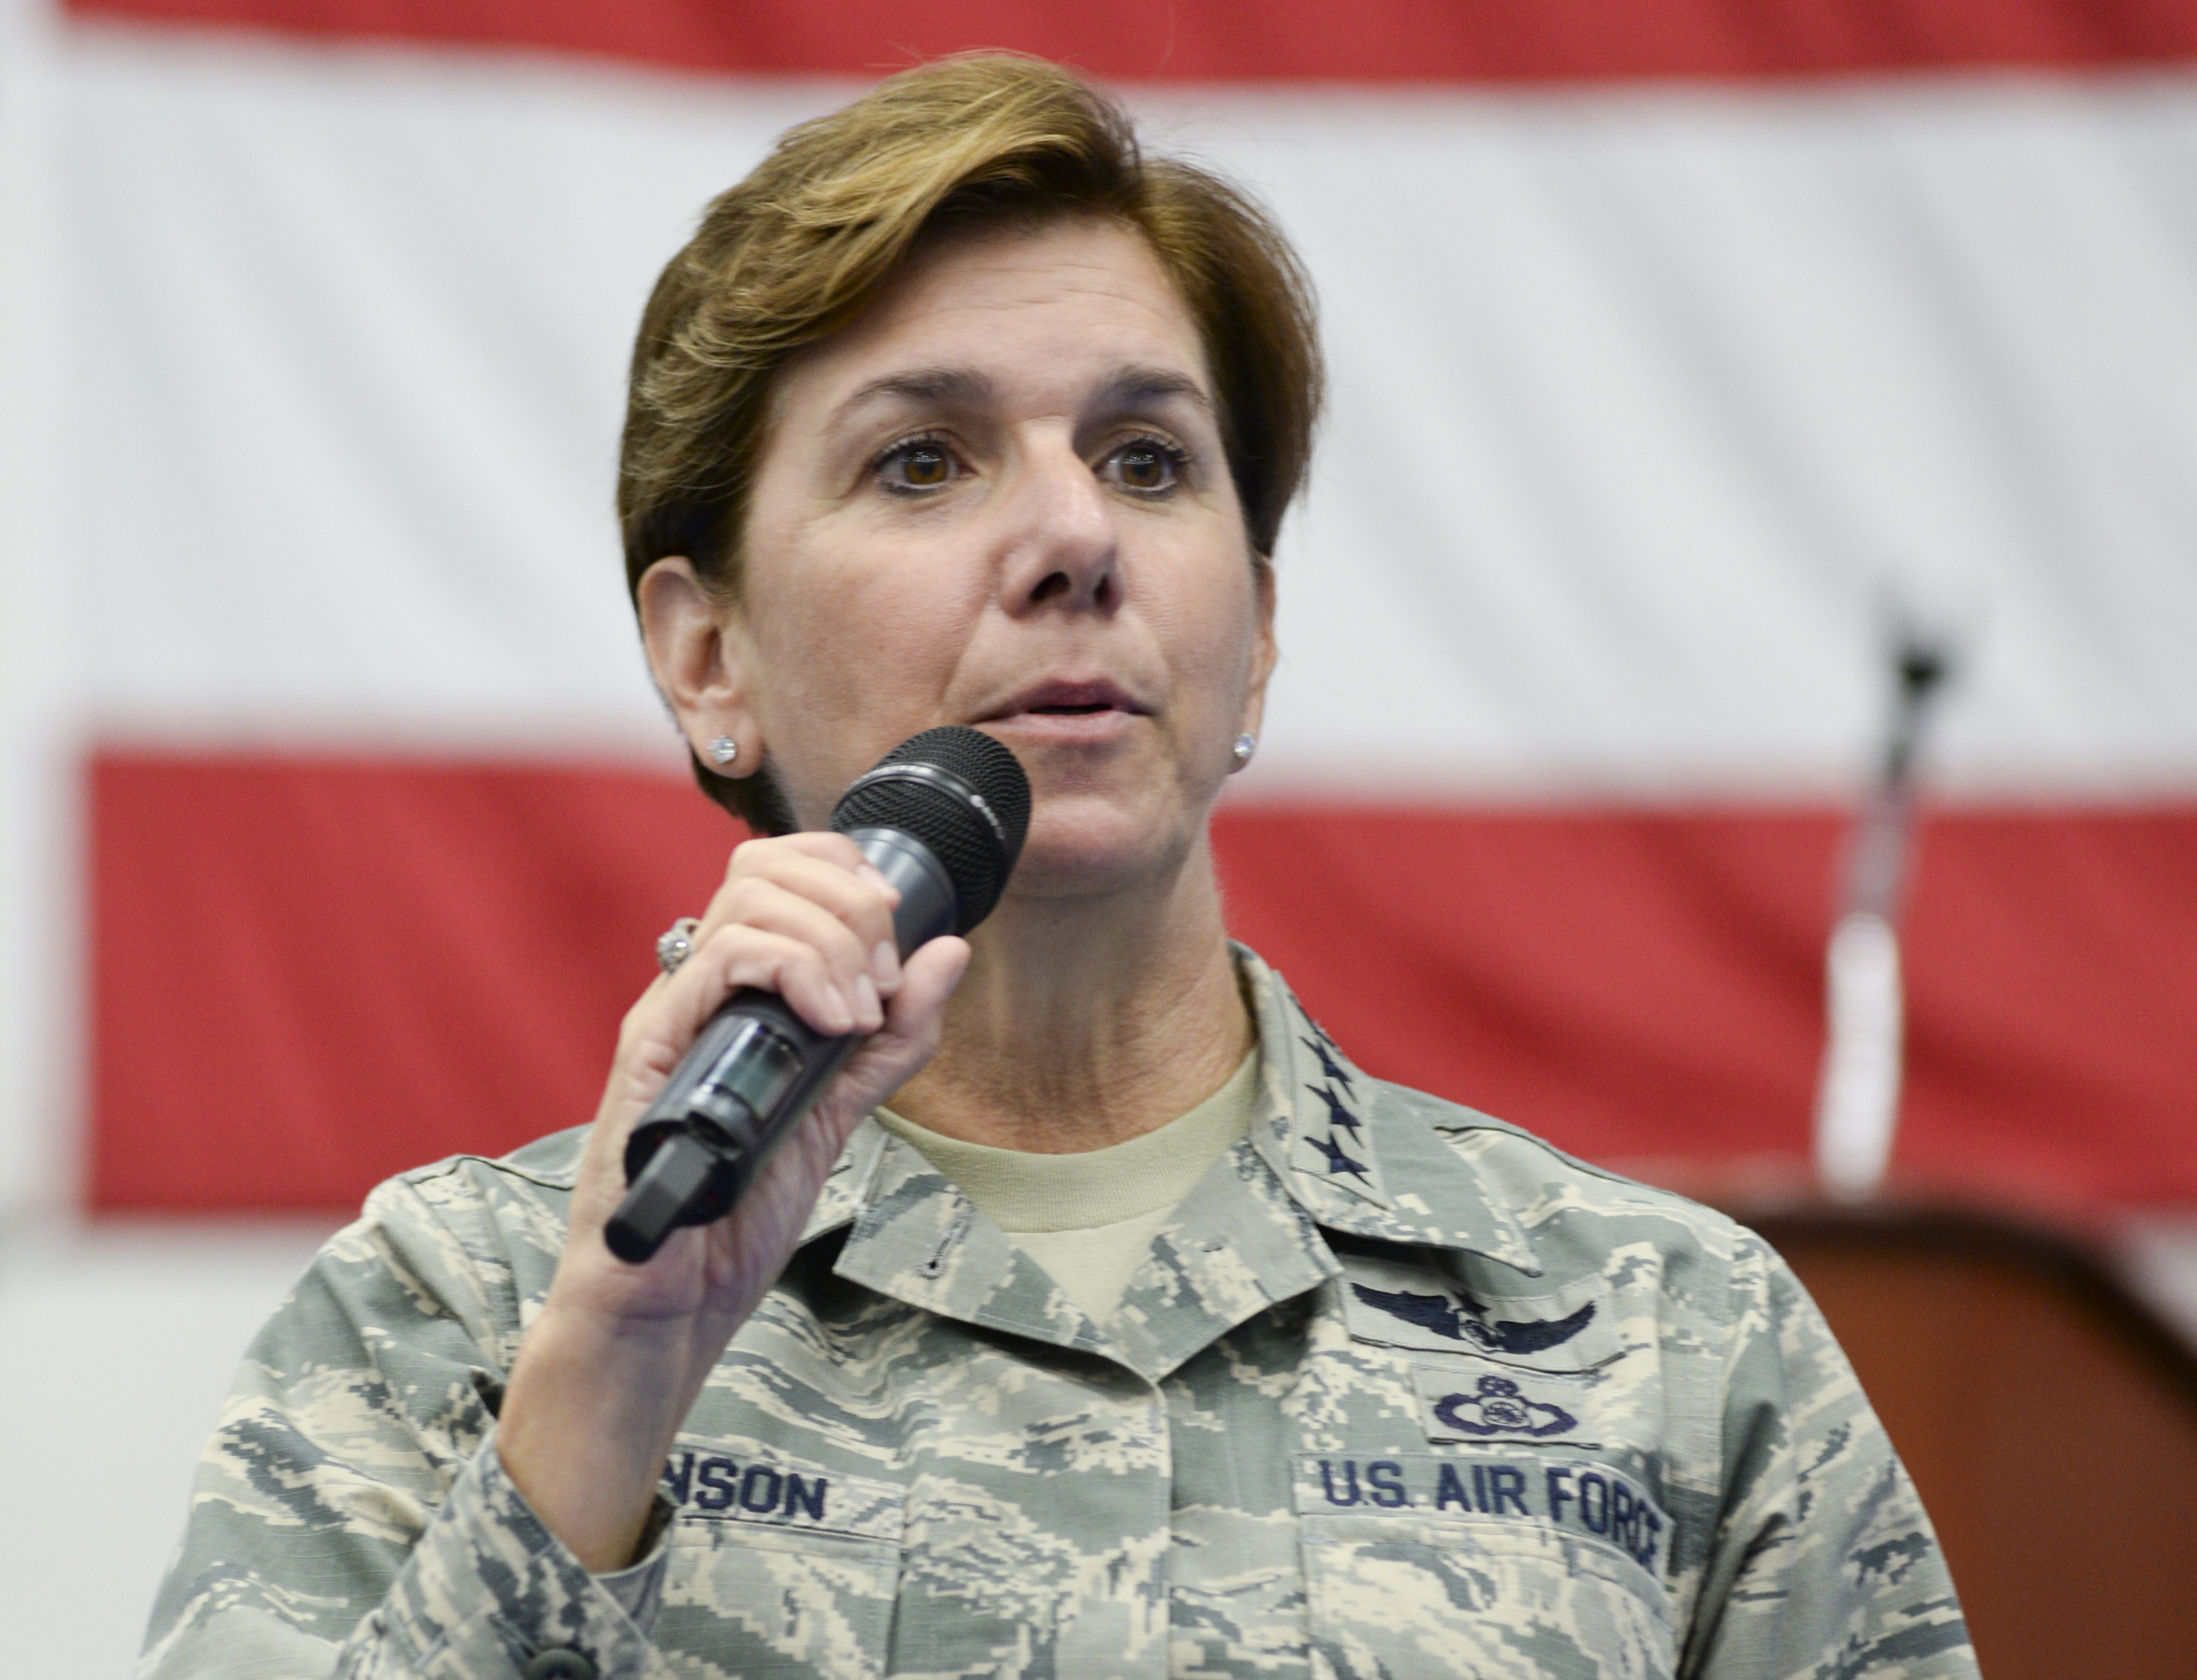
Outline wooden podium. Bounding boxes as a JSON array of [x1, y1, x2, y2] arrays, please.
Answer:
[[1743, 1203, 2197, 1679]]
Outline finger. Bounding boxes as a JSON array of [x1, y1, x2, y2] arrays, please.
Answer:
[[807, 936, 972, 1128], [771, 834, 906, 916], [706, 843, 903, 991], [884, 936, 971, 1038], [651, 924, 866, 1056], [725, 831, 896, 905], [721, 837, 891, 909], [706, 877, 884, 1029], [744, 830, 871, 873], [727, 853, 899, 985]]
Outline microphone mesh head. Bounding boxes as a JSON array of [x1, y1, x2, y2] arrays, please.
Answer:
[[829, 727, 1032, 933]]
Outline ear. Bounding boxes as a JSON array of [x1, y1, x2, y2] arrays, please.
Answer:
[[636, 557, 758, 771], [1239, 552, 1279, 740]]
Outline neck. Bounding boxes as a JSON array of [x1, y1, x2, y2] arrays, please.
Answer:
[[888, 832, 1252, 1153]]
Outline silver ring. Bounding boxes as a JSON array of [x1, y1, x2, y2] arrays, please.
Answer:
[[655, 917, 701, 975]]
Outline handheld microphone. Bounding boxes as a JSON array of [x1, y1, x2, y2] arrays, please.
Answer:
[[604, 727, 1031, 1264]]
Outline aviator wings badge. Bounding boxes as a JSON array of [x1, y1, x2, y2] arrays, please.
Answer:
[[1350, 1283, 1598, 1357], [1340, 1258, 1620, 1371]]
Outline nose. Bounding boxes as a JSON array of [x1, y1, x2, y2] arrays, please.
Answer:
[[997, 434, 1120, 616]]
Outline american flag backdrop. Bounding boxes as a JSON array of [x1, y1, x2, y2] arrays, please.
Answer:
[[1, 4, 2196, 1663], [10, 0, 2195, 1217]]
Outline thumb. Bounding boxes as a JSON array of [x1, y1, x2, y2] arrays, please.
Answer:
[[823, 935, 970, 1119]]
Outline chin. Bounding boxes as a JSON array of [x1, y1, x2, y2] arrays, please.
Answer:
[[999, 793, 1197, 901]]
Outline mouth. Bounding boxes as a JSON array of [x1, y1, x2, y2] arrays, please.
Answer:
[[985, 678, 1146, 719], [980, 676, 1151, 742]]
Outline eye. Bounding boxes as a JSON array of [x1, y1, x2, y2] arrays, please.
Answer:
[[876, 436, 959, 495], [1103, 438, 1186, 494]]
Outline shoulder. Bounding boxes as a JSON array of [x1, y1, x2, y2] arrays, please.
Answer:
[[286, 1126, 591, 1364], [1366, 1075, 1759, 1287], [1238, 942, 1754, 1287], [365, 1123, 588, 1236], [1357, 1082, 1834, 1444], [340, 1124, 586, 1271], [389, 1121, 589, 1195]]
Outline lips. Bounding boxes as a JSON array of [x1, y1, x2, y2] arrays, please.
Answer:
[[980, 678, 1147, 723]]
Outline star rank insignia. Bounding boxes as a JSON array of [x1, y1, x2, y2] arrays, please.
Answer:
[[1309, 1081, 1363, 1138], [1308, 1130, 1372, 1184], [1299, 1032, 1356, 1096], [1284, 1005, 1385, 1204]]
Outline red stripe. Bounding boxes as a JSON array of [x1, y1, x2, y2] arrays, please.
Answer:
[[90, 752, 747, 1211], [89, 751, 2197, 1212], [65, 0, 2197, 83], [1215, 803, 2197, 1208]]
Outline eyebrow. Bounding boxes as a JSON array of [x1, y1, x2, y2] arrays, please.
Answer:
[[829, 367, 994, 430], [1094, 364, 1215, 415], [827, 362, 1215, 431]]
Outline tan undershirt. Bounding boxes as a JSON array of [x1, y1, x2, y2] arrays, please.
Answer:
[[874, 1050, 1260, 1326]]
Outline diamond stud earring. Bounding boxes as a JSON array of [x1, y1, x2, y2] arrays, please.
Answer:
[[1231, 732, 1257, 769], [707, 736, 739, 766]]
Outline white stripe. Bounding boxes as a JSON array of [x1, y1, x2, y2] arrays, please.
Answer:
[[60, 29, 846, 762], [0, 0, 74, 1214], [1171, 80, 2197, 796], [48, 29, 2197, 793]]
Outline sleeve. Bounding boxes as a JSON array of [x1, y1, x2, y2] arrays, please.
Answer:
[[1679, 1232, 1979, 1680], [135, 1172, 677, 1680]]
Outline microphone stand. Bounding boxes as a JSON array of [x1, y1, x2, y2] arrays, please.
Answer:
[[1813, 636, 1953, 1202]]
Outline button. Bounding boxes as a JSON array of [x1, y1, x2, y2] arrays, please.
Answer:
[[522, 1651, 596, 1680]]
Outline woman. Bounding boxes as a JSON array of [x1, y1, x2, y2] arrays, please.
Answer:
[[142, 55, 1975, 1680]]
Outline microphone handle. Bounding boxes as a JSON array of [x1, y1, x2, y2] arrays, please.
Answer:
[[603, 828, 957, 1264]]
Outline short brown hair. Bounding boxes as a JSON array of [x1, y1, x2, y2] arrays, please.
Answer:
[[618, 53, 1323, 830]]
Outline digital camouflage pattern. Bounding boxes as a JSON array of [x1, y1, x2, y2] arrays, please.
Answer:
[[141, 948, 1977, 1679]]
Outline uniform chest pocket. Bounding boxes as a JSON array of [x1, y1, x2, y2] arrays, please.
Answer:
[[1297, 1456, 1674, 1680], [655, 1450, 905, 1680]]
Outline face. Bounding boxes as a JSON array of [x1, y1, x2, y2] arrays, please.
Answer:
[[699, 217, 1275, 899]]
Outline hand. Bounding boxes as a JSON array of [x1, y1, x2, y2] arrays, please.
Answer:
[[498, 832, 970, 1570]]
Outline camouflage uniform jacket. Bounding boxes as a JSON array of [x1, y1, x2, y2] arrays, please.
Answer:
[[142, 948, 1977, 1680]]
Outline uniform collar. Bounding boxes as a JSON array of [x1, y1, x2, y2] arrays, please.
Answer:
[[1235, 945, 1541, 1275], [800, 1118, 891, 1247], [797, 944, 1542, 1375]]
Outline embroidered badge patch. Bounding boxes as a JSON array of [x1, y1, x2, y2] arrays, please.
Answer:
[[1340, 1256, 1620, 1372], [1354, 1283, 1594, 1356], [1420, 1372, 1580, 1440]]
